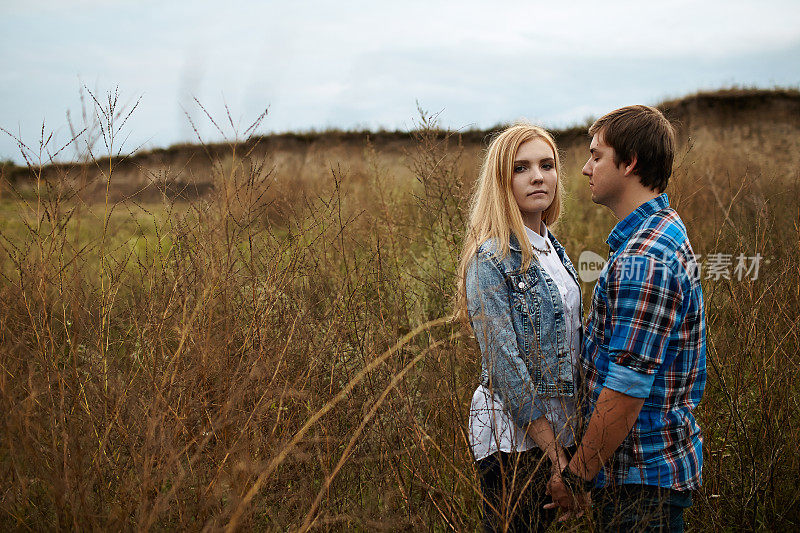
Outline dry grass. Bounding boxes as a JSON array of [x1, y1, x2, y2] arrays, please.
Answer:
[[1, 89, 799, 531]]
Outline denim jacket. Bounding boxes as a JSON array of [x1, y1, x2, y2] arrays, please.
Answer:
[[465, 231, 582, 431]]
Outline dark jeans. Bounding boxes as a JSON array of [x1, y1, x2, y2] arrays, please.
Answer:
[[595, 484, 693, 532], [476, 448, 569, 533]]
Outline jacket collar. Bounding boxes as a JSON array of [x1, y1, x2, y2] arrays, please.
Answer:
[[509, 231, 524, 252], [508, 226, 579, 285], [606, 193, 669, 252]]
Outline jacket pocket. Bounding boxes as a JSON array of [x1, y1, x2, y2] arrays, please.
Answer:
[[508, 271, 538, 294]]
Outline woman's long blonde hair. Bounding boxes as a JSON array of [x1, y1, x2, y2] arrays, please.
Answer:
[[454, 122, 563, 322]]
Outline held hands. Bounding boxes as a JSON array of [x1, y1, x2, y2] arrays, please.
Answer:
[[538, 444, 591, 521], [544, 468, 592, 522]]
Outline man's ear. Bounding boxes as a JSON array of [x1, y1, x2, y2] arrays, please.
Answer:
[[622, 154, 638, 177]]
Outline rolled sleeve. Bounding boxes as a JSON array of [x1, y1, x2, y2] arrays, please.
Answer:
[[466, 252, 546, 429], [605, 361, 656, 398], [606, 254, 683, 397]]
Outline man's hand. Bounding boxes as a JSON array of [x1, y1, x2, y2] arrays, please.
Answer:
[[546, 471, 572, 509], [544, 471, 591, 521]]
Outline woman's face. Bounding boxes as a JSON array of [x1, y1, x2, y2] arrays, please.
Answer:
[[510, 138, 558, 228]]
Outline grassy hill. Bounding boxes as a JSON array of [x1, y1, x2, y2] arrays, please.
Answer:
[[3, 88, 800, 203]]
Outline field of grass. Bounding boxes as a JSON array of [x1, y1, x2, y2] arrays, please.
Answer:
[[1, 90, 799, 531]]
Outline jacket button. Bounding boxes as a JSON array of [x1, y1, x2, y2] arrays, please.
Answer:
[[518, 282, 525, 289]]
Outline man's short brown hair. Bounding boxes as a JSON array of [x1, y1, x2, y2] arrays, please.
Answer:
[[589, 105, 675, 192]]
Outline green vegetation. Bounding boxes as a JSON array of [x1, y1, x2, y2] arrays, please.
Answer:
[[1, 89, 799, 530]]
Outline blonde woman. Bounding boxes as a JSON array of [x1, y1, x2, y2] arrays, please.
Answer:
[[456, 123, 583, 531]]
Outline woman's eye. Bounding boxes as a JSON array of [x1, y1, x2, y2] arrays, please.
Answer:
[[514, 165, 526, 173], [542, 163, 554, 171]]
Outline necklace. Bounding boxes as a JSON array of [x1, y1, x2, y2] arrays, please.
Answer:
[[531, 239, 551, 255]]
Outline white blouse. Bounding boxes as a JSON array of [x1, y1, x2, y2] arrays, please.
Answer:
[[469, 223, 581, 461]]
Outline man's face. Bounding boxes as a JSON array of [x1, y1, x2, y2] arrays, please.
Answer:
[[582, 132, 627, 208]]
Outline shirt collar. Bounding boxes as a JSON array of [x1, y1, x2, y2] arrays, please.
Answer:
[[606, 193, 669, 252], [509, 222, 548, 252], [523, 222, 548, 249]]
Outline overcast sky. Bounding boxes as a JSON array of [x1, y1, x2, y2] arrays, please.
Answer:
[[1, 0, 799, 163]]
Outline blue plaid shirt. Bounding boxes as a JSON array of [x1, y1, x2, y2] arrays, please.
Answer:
[[582, 194, 706, 491]]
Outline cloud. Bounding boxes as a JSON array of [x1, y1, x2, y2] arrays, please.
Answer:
[[1, 0, 799, 161]]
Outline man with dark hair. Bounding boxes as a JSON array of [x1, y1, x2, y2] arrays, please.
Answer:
[[547, 105, 706, 531]]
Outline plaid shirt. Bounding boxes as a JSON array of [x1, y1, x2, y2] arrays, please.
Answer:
[[582, 194, 706, 491]]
